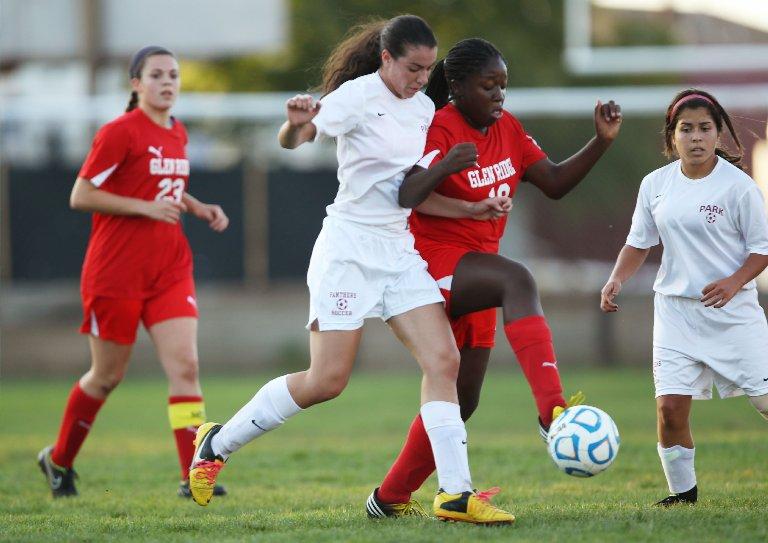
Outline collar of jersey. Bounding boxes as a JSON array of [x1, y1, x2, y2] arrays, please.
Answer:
[[676, 156, 722, 185]]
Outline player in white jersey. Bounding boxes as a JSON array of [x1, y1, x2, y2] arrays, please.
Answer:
[[600, 89, 768, 506], [188, 15, 513, 524]]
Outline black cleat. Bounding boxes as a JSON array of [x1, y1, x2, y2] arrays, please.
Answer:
[[538, 418, 549, 443], [366, 487, 428, 518], [37, 445, 78, 498], [654, 485, 698, 507], [177, 479, 227, 498]]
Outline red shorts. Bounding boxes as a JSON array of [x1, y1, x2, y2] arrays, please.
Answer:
[[415, 238, 497, 349], [80, 276, 198, 345]]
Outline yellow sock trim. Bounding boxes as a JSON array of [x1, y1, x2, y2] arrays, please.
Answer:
[[168, 401, 206, 429]]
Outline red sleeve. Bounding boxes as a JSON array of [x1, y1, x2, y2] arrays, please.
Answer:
[[511, 117, 547, 171], [78, 121, 131, 188], [416, 124, 453, 169]]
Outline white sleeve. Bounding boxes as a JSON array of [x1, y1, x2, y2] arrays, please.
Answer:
[[311, 81, 365, 140], [737, 184, 768, 255], [625, 177, 660, 249]]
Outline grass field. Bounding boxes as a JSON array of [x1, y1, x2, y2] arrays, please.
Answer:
[[2, 368, 767, 542]]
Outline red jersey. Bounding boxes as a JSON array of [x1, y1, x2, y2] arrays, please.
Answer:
[[409, 103, 546, 252], [78, 108, 192, 298]]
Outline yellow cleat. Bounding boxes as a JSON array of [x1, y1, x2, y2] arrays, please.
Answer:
[[540, 392, 586, 442], [552, 391, 586, 421], [188, 422, 226, 506], [433, 487, 515, 525]]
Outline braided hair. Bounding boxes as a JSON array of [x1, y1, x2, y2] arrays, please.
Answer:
[[425, 38, 503, 110]]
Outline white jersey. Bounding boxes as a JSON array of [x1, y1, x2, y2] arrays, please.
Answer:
[[626, 157, 768, 298], [312, 71, 435, 232]]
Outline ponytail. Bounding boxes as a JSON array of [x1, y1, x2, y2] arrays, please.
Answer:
[[424, 59, 449, 109], [319, 20, 386, 96], [125, 91, 139, 112], [319, 14, 436, 96]]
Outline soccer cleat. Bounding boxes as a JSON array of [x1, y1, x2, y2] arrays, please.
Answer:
[[654, 485, 698, 507], [539, 391, 587, 442], [433, 487, 515, 525], [552, 390, 586, 420], [189, 422, 226, 506], [37, 445, 78, 498], [365, 487, 429, 518], [177, 479, 227, 498]]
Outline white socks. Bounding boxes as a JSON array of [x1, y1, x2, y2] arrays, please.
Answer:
[[421, 401, 472, 494], [212, 375, 302, 458], [658, 443, 696, 494]]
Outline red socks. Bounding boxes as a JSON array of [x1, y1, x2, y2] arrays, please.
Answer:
[[504, 315, 565, 426], [377, 315, 566, 504], [377, 415, 434, 504], [51, 382, 105, 468], [168, 395, 206, 480], [49, 384, 206, 481]]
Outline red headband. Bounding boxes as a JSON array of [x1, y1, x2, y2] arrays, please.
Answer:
[[669, 93, 715, 121]]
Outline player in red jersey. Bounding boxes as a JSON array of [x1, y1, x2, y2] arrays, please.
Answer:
[[37, 46, 229, 499], [366, 38, 622, 515]]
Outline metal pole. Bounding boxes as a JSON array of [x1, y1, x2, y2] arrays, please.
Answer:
[[242, 128, 269, 288]]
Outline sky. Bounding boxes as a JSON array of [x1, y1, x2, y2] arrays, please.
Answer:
[[593, 0, 768, 34]]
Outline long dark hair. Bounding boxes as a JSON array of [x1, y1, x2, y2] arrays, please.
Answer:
[[125, 45, 176, 112], [319, 14, 436, 96], [663, 88, 744, 169], [425, 38, 503, 110]]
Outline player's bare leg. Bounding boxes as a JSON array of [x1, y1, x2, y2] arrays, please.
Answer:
[[450, 252, 576, 437], [39, 337, 132, 497], [388, 304, 513, 524], [81, 336, 134, 399], [150, 317, 225, 498], [189, 326, 361, 506], [286, 326, 362, 407], [655, 394, 697, 506], [456, 347, 491, 421], [149, 317, 201, 397]]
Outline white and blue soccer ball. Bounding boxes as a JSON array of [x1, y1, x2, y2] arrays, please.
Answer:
[[547, 405, 620, 477]]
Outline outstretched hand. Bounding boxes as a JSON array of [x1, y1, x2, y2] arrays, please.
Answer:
[[286, 94, 321, 127], [594, 100, 622, 143]]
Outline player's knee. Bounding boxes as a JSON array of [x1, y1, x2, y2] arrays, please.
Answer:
[[423, 345, 460, 384], [748, 394, 768, 421], [312, 373, 349, 402], [657, 401, 687, 430], [88, 370, 125, 396], [503, 263, 538, 302], [168, 353, 199, 385]]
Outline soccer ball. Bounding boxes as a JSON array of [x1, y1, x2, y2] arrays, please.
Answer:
[[547, 405, 620, 477]]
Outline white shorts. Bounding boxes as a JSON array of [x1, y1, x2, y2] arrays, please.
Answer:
[[305, 216, 444, 331], [652, 290, 768, 399]]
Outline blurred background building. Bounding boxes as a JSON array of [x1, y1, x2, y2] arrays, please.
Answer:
[[2, 0, 767, 376]]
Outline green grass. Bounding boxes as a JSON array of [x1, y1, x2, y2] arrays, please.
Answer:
[[2, 368, 767, 542]]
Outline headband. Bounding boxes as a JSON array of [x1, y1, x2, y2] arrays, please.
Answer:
[[129, 45, 173, 79], [669, 93, 715, 121]]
